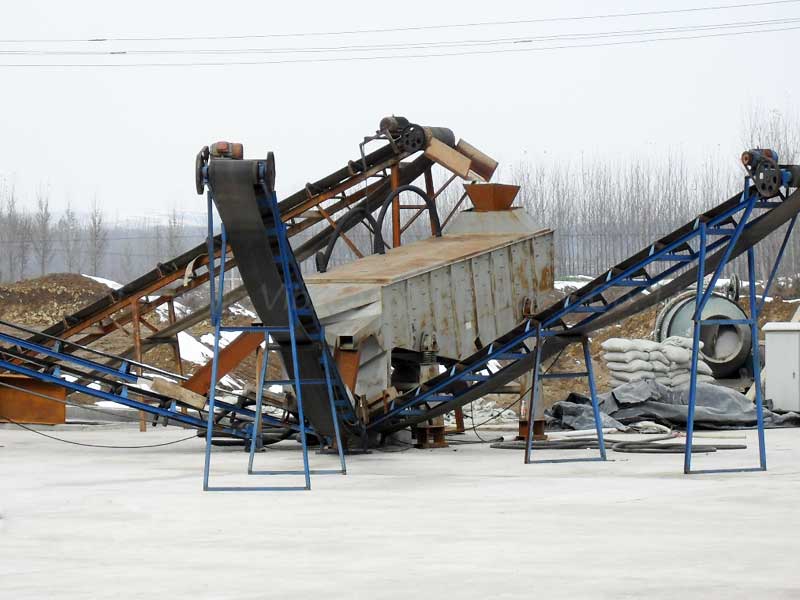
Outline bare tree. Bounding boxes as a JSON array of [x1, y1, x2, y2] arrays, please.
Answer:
[[32, 189, 55, 276], [166, 206, 185, 257], [86, 199, 108, 276], [16, 213, 33, 281], [57, 202, 83, 272], [0, 186, 34, 282]]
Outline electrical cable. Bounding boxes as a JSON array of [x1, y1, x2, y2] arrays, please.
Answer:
[[490, 433, 749, 453], [456, 345, 568, 441], [1, 23, 799, 67], [0, 413, 198, 448], [0, 379, 153, 424], [2, 0, 795, 43]]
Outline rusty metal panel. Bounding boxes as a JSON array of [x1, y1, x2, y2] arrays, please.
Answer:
[[450, 260, 476, 357], [384, 282, 412, 351], [470, 253, 497, 343], [429, 263, 457, 358], [405, 273, 435, 350], [509, 240, 534, 319], [534, 231, 555, 293], [490, 245, 515, 335], [308, 227, 555, 401]]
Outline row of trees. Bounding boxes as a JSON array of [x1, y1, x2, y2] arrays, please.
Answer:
[[507, 107, 800, 280], [1, 106, 797, 287], [0, 182, 204, 284], [0, 186, 110, 282]]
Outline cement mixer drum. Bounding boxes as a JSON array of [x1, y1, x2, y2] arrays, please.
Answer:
[[654, 290, 751, 378]]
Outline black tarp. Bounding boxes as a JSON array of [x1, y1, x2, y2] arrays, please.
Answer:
[[547, 380, 800, 431]]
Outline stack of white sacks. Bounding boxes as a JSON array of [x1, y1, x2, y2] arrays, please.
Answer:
[[601, 336, 715, 389]]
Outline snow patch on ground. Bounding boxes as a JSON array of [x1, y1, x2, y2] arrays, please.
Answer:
[[176, 332, 245, 391], [82, 274, 122, 290], [199, 331, 241, 349], [228, 303, 257, 320], [81, 274, 191, 321], [177, 332, 214, 364]]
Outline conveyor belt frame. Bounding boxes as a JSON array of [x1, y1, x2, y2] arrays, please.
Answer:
[[201, 188, 347, 492]]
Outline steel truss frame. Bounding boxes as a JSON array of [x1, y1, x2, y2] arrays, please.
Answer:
[[0, 326, 296, 439], [370, 176, 797, 474], [684, 180, 797, 474]]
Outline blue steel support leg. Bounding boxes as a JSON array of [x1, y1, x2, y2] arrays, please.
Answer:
[[248, 332, 271, 474], [759, 215, 797, 312], [320, 339, 347, 475], [684, 222, 707, 474], [273, 194, 312, 491], [203, 220, 228, 491], [583, 337, 607, 461], [524, 326, 544, 465], [748, 247, 768, 471]]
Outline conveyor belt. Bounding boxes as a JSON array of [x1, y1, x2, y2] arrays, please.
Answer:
[[367, 182, 800, 434], [206, 149, 800, 439], [207, 159, 363, 440], [24, 120, 453, 349]]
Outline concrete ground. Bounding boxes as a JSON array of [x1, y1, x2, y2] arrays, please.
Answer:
[[1, 423, 799, 599]]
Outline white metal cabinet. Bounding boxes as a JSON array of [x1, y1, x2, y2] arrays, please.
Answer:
[[763, 322, 800, 411]]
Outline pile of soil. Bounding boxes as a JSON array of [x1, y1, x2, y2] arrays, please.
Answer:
[[0, 273, 111, 326]]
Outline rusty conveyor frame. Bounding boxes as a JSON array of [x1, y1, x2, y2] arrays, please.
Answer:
[[13, 118, 496, 416]]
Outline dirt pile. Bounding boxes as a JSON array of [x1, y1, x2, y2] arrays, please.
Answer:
[[0, 273, 111, 326]]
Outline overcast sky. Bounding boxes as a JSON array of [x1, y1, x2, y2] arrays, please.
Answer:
[[1, 0, 798, 221]]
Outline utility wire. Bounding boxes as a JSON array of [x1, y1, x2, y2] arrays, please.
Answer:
[[0, 381, 201, 447], [460, 346, 569, 435], [0, 0, 795, 43], [1, 414, 198, 448], [0, 379, 151, 423], [0, 16, 795, 56], [1, 24, 796, 67]]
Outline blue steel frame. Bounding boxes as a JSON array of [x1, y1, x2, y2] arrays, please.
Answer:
[[523, 328, 607, 464], [201, 186, 347, 492], [0, 327, 297, 439], [369, 173, 796, 475], [683, 179, 797, 474]]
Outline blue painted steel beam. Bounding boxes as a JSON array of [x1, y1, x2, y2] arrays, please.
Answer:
[[0, 356, 247, 438], [369, 182, 782, 433], [0, 332, 138, 383]]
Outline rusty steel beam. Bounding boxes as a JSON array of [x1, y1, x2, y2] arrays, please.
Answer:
[[182, 331, 264, 395], [334, 347, 361, 393], [282, 152, 411, 222], [285, 177, 387, 238], [13, 118, 486, 414], [391, 164, 401, 247]]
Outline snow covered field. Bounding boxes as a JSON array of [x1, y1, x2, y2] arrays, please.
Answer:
[[1, 424, 799, 599]]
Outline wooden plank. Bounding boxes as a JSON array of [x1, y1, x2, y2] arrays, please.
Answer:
[[150, 378, 207, 411], [424, 137, 471, 178]]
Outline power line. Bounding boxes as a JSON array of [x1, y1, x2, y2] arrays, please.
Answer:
[[1, 415, 198, 448], [0, 23, 797, 68], [0, 0, 795, 43], [0, 16, 794, 57], [0, 380, 199, 448]]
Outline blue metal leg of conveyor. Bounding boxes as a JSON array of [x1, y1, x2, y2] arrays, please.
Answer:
[[684, 180, 796, 474], [525, 327, 607, 465]]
